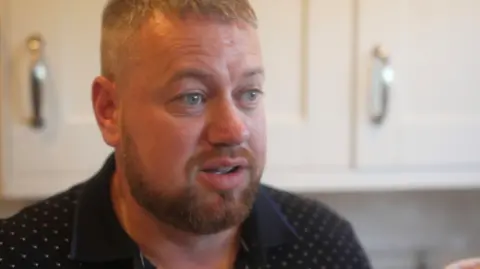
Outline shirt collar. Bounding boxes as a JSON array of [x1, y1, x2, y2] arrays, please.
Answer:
[[69, 153, 299, 263]]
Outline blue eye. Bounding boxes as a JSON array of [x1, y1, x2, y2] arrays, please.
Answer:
[[240, 89, 262, 103], [182, 93, 205, 106]]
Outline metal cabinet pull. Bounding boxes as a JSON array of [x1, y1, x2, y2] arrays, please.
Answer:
[[369, 45, 394, 124], [26, 34, 47, 129]]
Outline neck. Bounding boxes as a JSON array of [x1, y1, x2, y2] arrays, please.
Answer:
[[111, 170, 241, 269]]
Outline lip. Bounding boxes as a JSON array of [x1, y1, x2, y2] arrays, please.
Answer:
[[200, 157, 249, 171], [197, 167, 247, 191], [197, 157, 249, 191]]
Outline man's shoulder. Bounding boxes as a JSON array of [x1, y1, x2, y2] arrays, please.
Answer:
[[0, 182, 85, 224], [0, 183, 86, 268], [261, 184, 348, 226], [261, 184, 373, 268]]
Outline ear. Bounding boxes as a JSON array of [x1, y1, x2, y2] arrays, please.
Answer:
[[92, 76, 121, 147]]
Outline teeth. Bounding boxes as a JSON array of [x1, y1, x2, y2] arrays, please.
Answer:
[[214, 166, 235, 174], [203, 166, 240, 174]]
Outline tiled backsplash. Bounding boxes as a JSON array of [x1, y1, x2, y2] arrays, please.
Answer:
[[1, 189, 479, 268], [303, 190, 480, 268]]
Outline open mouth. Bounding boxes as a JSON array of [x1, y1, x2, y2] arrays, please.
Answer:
[[198, 162, 247, 190], [202, 166, 241, 175]]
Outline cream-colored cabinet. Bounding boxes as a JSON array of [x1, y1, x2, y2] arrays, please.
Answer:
[[0, 0, 111, 198], [1, 0, 479, 199], [256, 0, 354, 189], [355, 0, 480, 170], [353, 0, 480, 190]]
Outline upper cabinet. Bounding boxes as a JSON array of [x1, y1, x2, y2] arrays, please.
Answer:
[[1, 0, 479, 198], [253, 0, 353, 184], [260, 0, 357, 190], [0, 0, 111, 198], [355, 0, 480, 170]]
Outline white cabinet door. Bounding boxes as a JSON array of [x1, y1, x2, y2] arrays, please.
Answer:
[[356, 0, 480, 170], [254, 0, 353, 188], [0, 0, 111, 198]]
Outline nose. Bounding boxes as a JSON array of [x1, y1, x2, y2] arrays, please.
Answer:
[[206, 102, 250, 147]]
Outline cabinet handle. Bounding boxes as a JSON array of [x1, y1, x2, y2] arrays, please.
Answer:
[[26, 34, 46, 129], [369, 45, 394, 124]]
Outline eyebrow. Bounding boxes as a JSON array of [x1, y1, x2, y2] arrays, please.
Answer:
[[242, 67, 265, 79], [165, 67, 265, 86]]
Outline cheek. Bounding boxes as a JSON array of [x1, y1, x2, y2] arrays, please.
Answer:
[[248, 112, 267, 162], [150, 125, 198, 163], [126, 110, 202, 183]]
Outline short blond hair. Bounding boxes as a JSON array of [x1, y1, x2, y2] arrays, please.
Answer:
[[100, 0, 258, 80]]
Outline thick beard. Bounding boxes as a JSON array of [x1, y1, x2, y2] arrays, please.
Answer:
[[121, 133, 261, 235]]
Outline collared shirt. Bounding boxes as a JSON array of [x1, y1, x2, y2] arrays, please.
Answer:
[[0, 154, 372, 269]]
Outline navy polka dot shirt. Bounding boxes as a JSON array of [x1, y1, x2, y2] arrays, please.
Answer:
[[0, 154, 372, 268]]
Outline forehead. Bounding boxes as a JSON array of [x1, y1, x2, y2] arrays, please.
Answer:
[[124, 12, 262, 80], [149, 12, 259, 47]]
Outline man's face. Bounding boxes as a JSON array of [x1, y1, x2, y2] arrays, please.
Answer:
[[101, 13, 266, 234]]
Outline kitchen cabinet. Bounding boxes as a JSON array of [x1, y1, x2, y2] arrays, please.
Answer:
[[260, 0, 355, 190], [0, 0, 112, 198], [1, 0, 479, 199], [355, 0, 480, 170], [253, 0, 352, 170]]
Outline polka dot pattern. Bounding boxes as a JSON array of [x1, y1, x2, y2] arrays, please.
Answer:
[[258, 187, 372, 269], [0, 182, 371, 269], [0, 185, 86, 269]]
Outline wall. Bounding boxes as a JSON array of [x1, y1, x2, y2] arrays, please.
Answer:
[[0, 200, 32, 218], [1, 190, 480, 268], [305, 190, 480, 268]]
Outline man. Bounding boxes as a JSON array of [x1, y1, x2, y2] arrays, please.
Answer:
[[0, 0, 372, 268]]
